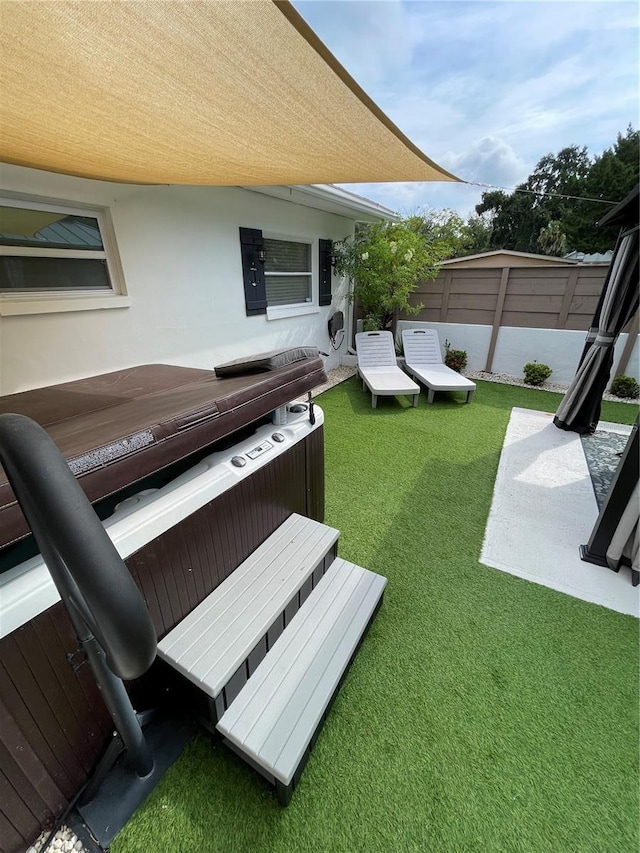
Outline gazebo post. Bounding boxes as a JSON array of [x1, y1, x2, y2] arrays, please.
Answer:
[[580, 419, 638, 579]]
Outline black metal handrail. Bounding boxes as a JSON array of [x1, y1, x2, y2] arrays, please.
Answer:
[[0, 413, 157, 778]]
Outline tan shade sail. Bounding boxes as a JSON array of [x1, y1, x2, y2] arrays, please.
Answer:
[[0, 0, 459, 186]]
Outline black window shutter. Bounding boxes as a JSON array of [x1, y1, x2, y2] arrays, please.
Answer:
[[239, 227, 267, 315], [319, 239, 333, 307]]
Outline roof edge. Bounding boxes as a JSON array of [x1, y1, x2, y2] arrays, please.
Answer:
[[242, 184, 398, 221], [442, 249, 579, 265]]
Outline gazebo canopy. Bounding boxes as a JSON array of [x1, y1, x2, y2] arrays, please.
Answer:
[[0, 0, 459, 187], [597, 184, 640, 229]]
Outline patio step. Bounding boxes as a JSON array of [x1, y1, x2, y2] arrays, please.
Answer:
[[216, 556, 386, 804], [158, 512, 386, 804], [157, 513, 339, 721]]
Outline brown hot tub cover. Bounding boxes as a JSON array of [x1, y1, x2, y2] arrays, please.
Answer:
[[0, 358, 326, 549]]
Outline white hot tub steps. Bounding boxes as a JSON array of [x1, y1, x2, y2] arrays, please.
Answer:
[[158, 513, 386, 804]]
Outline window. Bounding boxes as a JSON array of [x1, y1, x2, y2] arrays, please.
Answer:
[[0, 197, 128, 315], [263, 237, 312, 307], [239, 228, 332, 318]]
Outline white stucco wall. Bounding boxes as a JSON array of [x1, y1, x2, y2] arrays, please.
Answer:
[[396, 320, 639, 385], [492, 326, 639, 385], [396, 320, 492, 372], [0, 165, 355, 394]]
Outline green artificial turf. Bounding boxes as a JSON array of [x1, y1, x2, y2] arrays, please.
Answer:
[[113, 381, 639, 853]]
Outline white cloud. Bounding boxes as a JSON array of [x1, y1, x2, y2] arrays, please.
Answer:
[[444, 137, 528, 186], [293, 0, 639, 215], [406, 0, 638, 54]]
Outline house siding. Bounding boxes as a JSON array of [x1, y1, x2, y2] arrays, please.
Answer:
[[0, 165, 354, 395]]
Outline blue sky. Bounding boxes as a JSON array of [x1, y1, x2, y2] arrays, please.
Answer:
[[292, 0, 639, 217]]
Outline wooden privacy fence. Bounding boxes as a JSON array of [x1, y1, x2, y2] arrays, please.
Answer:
[[403, 263, 638, 375]]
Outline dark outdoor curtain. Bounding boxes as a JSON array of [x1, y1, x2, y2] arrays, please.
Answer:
[[554, 225, 639, 434], [606, 481, 639, 582]]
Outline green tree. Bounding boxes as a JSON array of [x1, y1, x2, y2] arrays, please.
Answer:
[[332, 216, 454, 333], [414, 209, 494, 258], [524, 145, 591, 215], [536, 220, 567, 257], [475, 127, 639, 254], [476, 189, 545, 252], [408, 208, 466, 247], [569, 126, 640, 251], [461, 214, 493, 255]]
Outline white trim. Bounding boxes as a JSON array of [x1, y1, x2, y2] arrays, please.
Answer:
[[304, 184, 398, 219], [0, 294, 131, 316], [0, 246, 107, 259], [0, 194, 128, 301], [264, 271, 311, 277], [441, 249, 578, 266], [0, 195, 102, 216], [266, 304, 320, 321], [242, 184, 397, 222]]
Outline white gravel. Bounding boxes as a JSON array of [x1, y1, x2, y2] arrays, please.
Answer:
[[466, 370, 638, 404], [310, 365, 356, 396], [27, 825, 86, 853]]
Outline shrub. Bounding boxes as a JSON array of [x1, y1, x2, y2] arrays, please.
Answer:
[[610, 375, 640, 399], [363, 313, 381, 332], [523, 362, 552, 386], [444, 339, 468, 373]]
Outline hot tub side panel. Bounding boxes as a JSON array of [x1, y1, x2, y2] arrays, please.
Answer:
[[127, 430, 325, 640], [0, 604, 113, 853]]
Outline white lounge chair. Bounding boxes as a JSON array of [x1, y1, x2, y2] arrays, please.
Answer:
[[355, 330, 420, 409], [402, 328, 476, 404]]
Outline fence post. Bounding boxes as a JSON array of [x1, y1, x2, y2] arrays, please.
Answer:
[[484, 266, 510, 372], [439, 270, 452, 322], [556, 267, 580, 329]]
